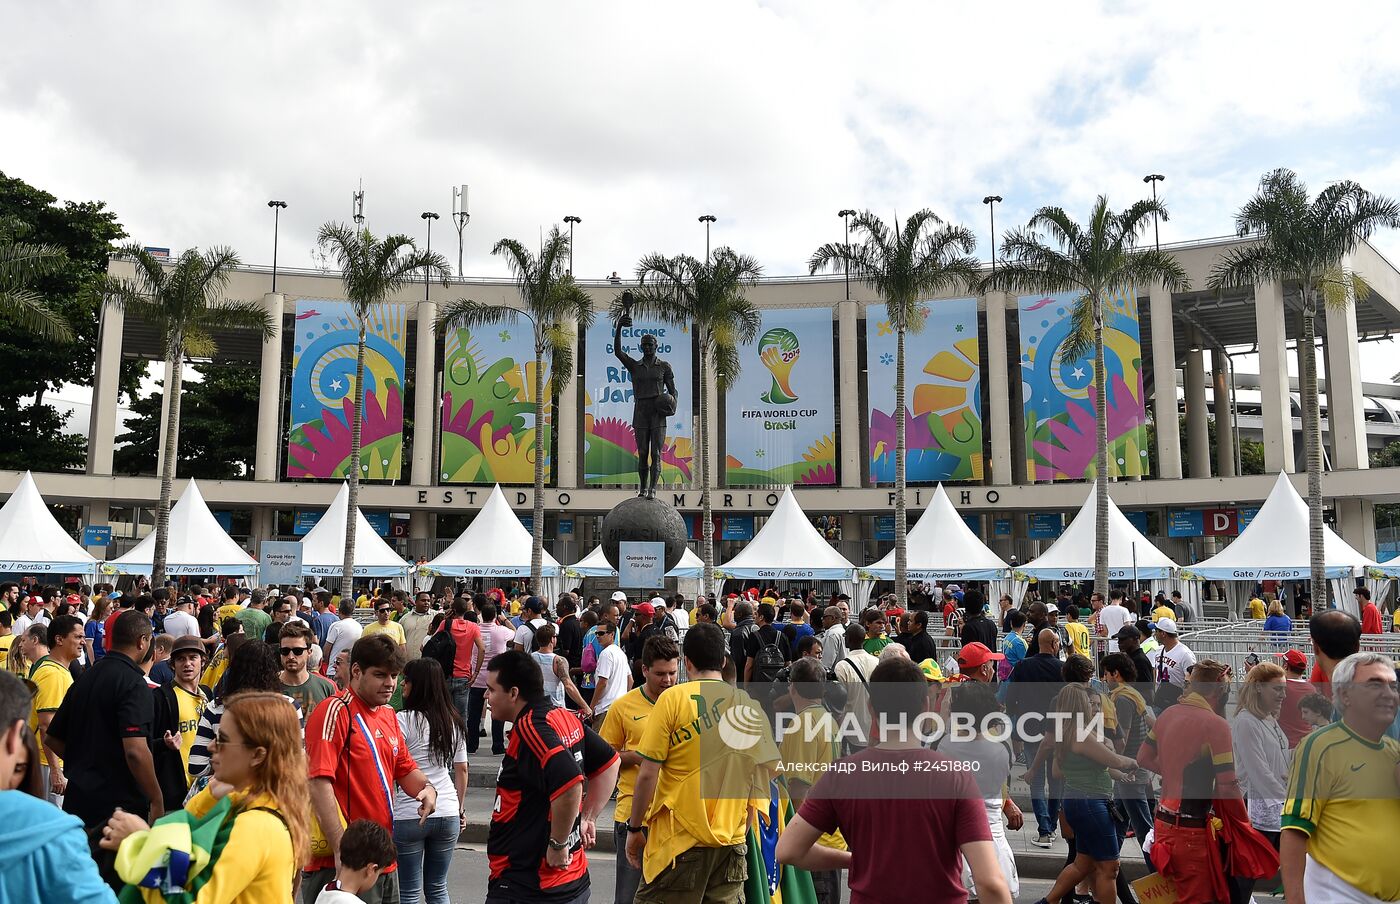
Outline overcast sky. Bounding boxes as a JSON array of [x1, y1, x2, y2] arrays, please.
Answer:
[[7, 0, 1400, 383]]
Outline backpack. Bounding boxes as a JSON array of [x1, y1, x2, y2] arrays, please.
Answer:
[[423, 618, 458, 677], [753, 631, 787, 684], [581, 637, 598, 674]]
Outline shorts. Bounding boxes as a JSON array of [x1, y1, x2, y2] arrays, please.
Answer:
[[1062, 796, 1122, 862], [633, 843, 748, 904]]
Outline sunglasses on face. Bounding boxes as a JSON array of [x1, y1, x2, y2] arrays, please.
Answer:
[[376, 608, 390, 614], [280, 646, 308, 656]]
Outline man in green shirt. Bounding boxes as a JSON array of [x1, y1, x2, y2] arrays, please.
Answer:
[[234, 589, 272, 641]]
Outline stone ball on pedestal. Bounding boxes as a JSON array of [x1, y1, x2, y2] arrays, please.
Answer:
[[600, 496, 689, 575]]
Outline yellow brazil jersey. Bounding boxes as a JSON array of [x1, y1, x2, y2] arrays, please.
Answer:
[[1064, 621, 1092, 658], [634, 679, 779, 883], [215, 603, 243, 629], [1283, 721, 1400, 901], [0, 634, 12, 669], [29, 657, 73, 767], [174, 685, 208, 772], [363, 620, 406, 646], [777, 704, 846, 851], [598, 686, 658, 824], [1248, 598, 1266, 620], [1153, 605, 1175, 624]]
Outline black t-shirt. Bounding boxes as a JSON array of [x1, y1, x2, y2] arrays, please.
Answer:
[[902, 630, 937, 664], [47, 651, 155, 828], [486, 702, 618, 901], [959, 614, 998, 651], [557, 615, 584, 670], [743, 624, 793, 677]]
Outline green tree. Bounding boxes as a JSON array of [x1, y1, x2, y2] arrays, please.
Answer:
[[97, 246, 274, 586], [985, 197, 1189, 599], [1210, 169, 1400, 605], [0, 218, 73, 341], [810, 211, 980, 607], [113, 362, 260, 478], [318, 224, 450, 599], [627, 247, 763, 599], [0, 173, 134, 472], [436, 227, 592, 591]]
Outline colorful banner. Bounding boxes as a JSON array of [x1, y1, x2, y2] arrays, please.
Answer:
[[724, 308, 836, 485], [865, 297, 983, 483], [287, 299, 406, 479], [583, 317, 693, 486], [1017, 288, 1149, 481], [439, 315, 550, 484]]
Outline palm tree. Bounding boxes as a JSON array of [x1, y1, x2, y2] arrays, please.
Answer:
[[0, 218, 73, 341], [317, 224, 451, 601], [1209, 169, 1400, 606], [810, 211, 979, 607], [98, 245, 273, 586], [983, 197, 1189, 600], [436, 227, 593, 592], [628, 248, 763, 600]]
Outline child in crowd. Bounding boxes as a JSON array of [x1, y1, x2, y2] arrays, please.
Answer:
[[314, 819, 398, 903]]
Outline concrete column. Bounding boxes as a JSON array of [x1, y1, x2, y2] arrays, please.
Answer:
[[1337, 498, 1378, 559], [838, 301, 863, 487], [255, 292, 285, 481], [842, 513, 864, 571], [83, 502, 111, 557], [1323, 271, 1368, 470], [250, 507, 276, 545], [1212, 351, 1236, 477], [86, 277, 129, 476], [1253, 280, 1295, 472], [556, 318, 579, 489], [1184, 343, 1212, 478], [411, 298, 437, 485], [1147, 284, 1182, 479], [984, 292, 1012, 485]]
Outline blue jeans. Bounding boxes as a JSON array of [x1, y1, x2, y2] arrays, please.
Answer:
[[614, 821, 643, 904], [393, 816, 458, 904], [464, 684, 504, 754], [1023, 739, 1061, 836], [1116, 792, 1156, 873]]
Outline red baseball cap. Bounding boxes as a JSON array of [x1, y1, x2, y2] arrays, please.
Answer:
[[1279, 649, 1307, 670], [957, 642, 1005, 669], [634, 602, 656, 617]]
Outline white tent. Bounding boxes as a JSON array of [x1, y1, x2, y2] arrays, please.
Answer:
[[298, 483, 409, 579], [107, 479, 258, 576], [715, 488, 857, 596], [566, 544, 707, 580], [424, 485, 562, 578], [1018, 482, 1180, 580], [0, 472, 98, 575], [1186, 472, 1376, 614], [860, 484, 1011, 582]]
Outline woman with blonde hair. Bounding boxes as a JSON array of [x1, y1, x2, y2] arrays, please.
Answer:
[[1229, 661, 1289, 901], [1263, 600, 1292, 648], [102, 691, 309, 902]]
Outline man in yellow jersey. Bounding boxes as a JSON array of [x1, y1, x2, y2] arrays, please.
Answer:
[[363, 600, 407, 653], [600, 635, 680, 904], [778, 657, 845, 904], [1282, 651, 1400, 902], [0, 611, 13, 670], [214, 585, 243, 628], [626, 622, 779, 904], [151, 635, 209, 810], [1063, 605, 1092, 658], [30, 614, 81, 803]]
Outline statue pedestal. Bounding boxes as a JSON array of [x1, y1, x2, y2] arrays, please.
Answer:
[[601, 496, 689, 576]]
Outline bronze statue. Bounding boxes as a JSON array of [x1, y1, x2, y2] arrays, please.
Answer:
[[613, 292, 677, 498]]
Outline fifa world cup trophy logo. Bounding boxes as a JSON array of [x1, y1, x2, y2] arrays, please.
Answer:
[[758, 327, 800, 404]]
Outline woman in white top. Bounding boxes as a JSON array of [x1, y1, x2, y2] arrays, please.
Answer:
[[394, 657, 468, 904], [943, 681, 1021, 901], [530, 625, 592, 716], [1229, 660, 1290, 902]]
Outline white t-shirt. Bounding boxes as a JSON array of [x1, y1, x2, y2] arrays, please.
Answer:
[[513, 617, 548, 651], [393, 710, 466, 821], [162, 610, 200, 638], [1155, 641, 1196, 688], [1097, 603, 1132, 652], [324, 617, 363, 678], [592, 643, 630, 714]]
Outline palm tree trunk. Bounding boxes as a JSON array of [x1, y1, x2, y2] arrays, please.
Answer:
[[152, 349, 184, 588], [894, 326, 907, 609], [1300, 291, 1326, 607], [531, 328, 546, 595], [700, 335, 714, 601], [341, 321, 367, 603], [1093, 293, 1110, 600]]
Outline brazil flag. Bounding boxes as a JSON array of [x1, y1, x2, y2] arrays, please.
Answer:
[[745, 779, 819, 904]]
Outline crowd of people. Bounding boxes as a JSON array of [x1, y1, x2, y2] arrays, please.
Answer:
[[0, 576, 1397, 903]]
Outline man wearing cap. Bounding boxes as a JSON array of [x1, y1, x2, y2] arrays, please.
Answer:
[[149, 635, 208, 810], [1277, 649, 1316, 748], [1149, 618, 1195, 712], [1115, 625, 1156, 703], [162, 596, 199, 640], [956, 642, 1004, 684]]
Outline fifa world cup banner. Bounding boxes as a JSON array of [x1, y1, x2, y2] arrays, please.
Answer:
[[1017, 288, 1149, 481], [583, 317, 693, 487], [287, 299, 406, 479], [725, 308, 836, 485], [439, 313, 551, 484], [865, 297, 984, 483]]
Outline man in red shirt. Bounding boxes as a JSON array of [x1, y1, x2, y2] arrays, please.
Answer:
[[304, 634, 438, 904], [777, 657, 1011, 904], [1276, 649, 1316, 748], [1357, 587, 1384, 635]]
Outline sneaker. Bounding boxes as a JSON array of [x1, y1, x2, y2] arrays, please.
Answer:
[[1032, 832, 1054, 848]]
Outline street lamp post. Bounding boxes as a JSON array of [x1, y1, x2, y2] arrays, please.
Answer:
[[981, 196, 1002, 272], [1143, 174, 1165, 251], [421, 212, 439, 300], [563, 215, 581, 275], [838, 209, 856, 300], [698, 214, 716, 262], [267, 200, 287, 292]]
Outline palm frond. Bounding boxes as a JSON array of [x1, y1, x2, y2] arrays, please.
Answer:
[[436, 298, 516, 333], [0, 241, 67, 285], [1118, 248, 1190, 293], [0, 288, 74, 342], [491, 238, 536, 285], [196, 299, 276, 337], [1059, 293, 1097, 361], [1208, 243, 1281, 290]]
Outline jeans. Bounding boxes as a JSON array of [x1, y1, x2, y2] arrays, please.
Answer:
[[614, 821, 643, 904], [465, 685, 504, 754], [394, 816, 458, 904], [449, 677, 472, 736], [1023, 739, 1061, 836], [1116, 793, 1156, 872]]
